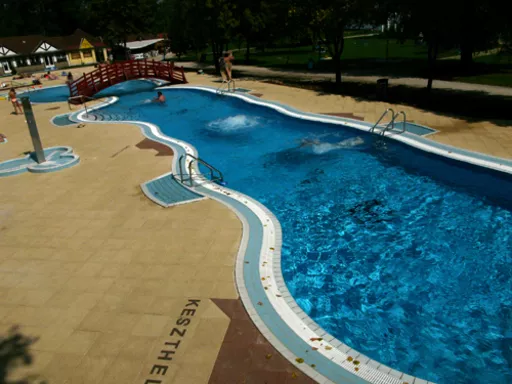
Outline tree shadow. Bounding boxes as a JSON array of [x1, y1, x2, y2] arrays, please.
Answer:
[[0, 326, 45, 384], [314, 81, 512, 126], [224, 68, 512, 126]]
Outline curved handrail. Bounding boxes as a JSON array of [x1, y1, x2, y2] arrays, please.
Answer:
[[396, 111, 407, 134], [178, 153, 223, 186], [381, 110, 407, 135], [217, 79, 236, 94], [67, 95, 99, 116], [370, 108, 395, 133]]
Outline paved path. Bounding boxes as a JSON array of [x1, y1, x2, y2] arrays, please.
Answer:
[[181, 62, 512, 97]]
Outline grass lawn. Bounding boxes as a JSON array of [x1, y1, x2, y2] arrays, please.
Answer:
[[171, 36, 448, 65], [171, 37, 512, 88], [451, 51, 512, 87], [454, 72, 512, 87], [228, 37, 457, 69]]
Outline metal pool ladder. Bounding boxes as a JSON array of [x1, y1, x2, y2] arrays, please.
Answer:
[[67, 95, 98, 117], [216, 79, 236, 94], [370, 109, 407, 135], [178, 153, 224, 187]]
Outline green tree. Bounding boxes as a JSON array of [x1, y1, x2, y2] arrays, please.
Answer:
[[235, 0, 277, 62], [158, 0, 237, 71], [456, 0, 502, 68], [0, 0, 91, 37], [302, 0, 372, 86], [90, 0, 158, 57], [205, 0, 238, 72], [158, 0, 209, 60]]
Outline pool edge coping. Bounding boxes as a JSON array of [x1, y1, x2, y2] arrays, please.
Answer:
[[69, 84, 512, 384]]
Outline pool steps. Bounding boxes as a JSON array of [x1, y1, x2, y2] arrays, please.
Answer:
[[140, 172, 206, 207]]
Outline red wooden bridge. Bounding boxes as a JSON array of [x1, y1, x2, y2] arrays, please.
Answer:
[[67, 59, 187, 101]]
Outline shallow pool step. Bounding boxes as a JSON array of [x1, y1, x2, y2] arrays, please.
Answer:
[[140, 173, 206, 207]]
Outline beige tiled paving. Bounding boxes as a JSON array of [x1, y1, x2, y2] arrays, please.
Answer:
[[0, 71, 510, 384], [0, 91, 240, 383]]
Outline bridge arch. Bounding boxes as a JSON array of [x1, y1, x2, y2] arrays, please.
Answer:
[[67, 59, 187, 101]]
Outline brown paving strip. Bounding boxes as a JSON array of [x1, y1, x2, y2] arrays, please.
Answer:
[[136, 138, 174, 157], [209, 298, 316, 384], [324, 112, 364, 121]]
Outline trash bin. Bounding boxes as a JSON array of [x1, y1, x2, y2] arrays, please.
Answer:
[[376, 78, 388, 100], [199, 53, 207, 63]]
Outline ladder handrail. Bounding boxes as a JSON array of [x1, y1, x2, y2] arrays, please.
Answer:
[[381, 112, 399, 135], [381, 110, 407, 135], [370, 108, 395, 133], [217, 79, 235, 94], [396, 111, 407, 134], [67, 95, 98, 116], [178, 153, 224, 187]]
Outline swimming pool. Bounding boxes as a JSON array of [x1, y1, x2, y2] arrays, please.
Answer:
[[41, 83, 512, 383], [24, 80, 157, 103]]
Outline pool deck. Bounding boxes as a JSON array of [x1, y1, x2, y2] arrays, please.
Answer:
[[0, 70, 511, 384]]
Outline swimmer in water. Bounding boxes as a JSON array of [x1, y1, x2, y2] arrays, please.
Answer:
[[299, 136, 365, 152], [153, 91, 166, 103], [299, 138, 321, 147]]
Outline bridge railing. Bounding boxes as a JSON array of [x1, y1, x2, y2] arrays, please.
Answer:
[[68, 59, 187, 99]]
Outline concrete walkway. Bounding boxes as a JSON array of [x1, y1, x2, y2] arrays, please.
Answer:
[[180, 62, 512, 97]]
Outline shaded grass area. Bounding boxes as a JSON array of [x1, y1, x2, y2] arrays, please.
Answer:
[[455, 72, 512, 87], [172, 36, 440, 66], [456, 52, 512, 87], [246, 37, 457, 68], [176, 37, 512, 88], [313, 82, 511, 124]]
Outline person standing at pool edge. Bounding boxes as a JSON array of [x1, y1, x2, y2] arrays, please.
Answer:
[[219, 51, 234, 82], [8, 88, 23, 115]]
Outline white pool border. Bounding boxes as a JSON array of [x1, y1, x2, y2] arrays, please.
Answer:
[[72, 85, 512, 384]]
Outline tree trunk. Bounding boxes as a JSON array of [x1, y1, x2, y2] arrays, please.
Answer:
[[212, 41, 221, 74], [460, 0, 474, 69], [460, 40, 473, 68], [427, 38, 438, 92], [334, 36, 345, 87], [245, 39, 250, 63], [124, 35, 128, 60], [334, 54, 342, 85]]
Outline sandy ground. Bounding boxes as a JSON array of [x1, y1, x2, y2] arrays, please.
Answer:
[[0, 69, 510, 384]]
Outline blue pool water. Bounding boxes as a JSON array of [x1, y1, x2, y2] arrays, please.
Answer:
[[40, 83, 512, 383], [25, 80, 157, 103], [24, 85, 70, 103]]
